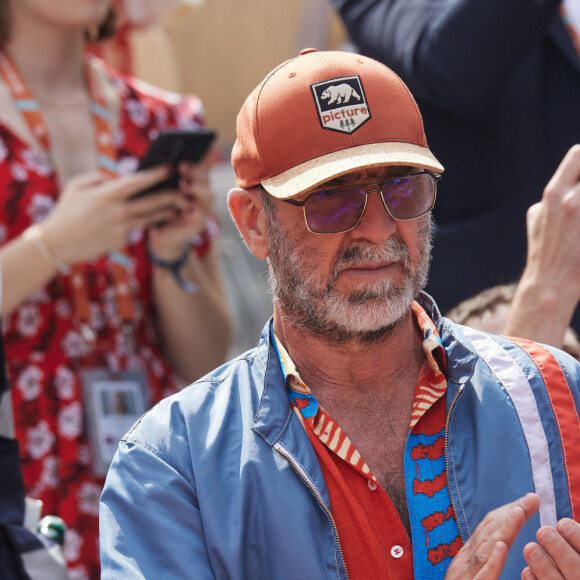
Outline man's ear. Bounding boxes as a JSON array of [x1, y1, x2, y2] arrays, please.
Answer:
[[227, 187, 269, 260]]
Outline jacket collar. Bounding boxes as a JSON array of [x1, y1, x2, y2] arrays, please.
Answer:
[[252, 293, 480, 442], [252, 318, 295, 446], [414, 292, 477, 398]]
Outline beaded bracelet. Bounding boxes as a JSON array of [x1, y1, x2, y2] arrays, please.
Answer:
[[147, 245, 198, 294]]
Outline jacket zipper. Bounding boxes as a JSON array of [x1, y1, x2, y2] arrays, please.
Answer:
[[444, 384, 465, 543], [273, 442, 349, 580]]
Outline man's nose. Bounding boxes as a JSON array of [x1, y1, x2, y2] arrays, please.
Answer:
[[350, 191, 397, 241]]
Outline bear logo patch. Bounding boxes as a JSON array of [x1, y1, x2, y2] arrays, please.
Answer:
[[311, 75, 370, 134]]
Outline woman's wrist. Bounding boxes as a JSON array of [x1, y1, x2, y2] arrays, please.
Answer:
[[23, 224, 70, 275], [147, 239, 192, 262], [148, 243, 198, 293]]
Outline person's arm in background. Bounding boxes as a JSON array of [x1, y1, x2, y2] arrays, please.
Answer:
[[149, 157, 232, 383], [332, 0, 562, 114], [504, 145, 580, 348]]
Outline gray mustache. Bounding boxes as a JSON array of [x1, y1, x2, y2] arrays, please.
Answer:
[[334, 239, 410, 270]]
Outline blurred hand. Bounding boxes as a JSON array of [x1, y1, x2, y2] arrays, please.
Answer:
[[41, 164, 188, 266], [523, 145, 580, 304], [522, 519, 580, 579], [444, 493, 540, 580], [148, 155, 216, 261], [503, 145, 580, 347]]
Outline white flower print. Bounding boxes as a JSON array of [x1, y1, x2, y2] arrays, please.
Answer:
[[28, 455, 59, 498], [17, 365, 44, 401], [78, 482, 101, 516], [11, 162, 28, 181], [126, 99, 149, 127], [28, 287, 50, 304], [29, 351, 45, 364], [26, 420, 55, 459], [22, 148, 52, 176], [61, 330, 91, 359], [102, 287, 118, 327], [78, 444, 91, 466], [63, 528, 83, 563], [151, 357, 165, 379], [105, 352, 121, 373], [176, 111, 198, 130], [17, 303, 42, 337], [55, 365, 75, 400], [89, 302, 106, 332], [154, 107, 169, 127], [127, 227, 144, 246], [126, 353, 145, 374], [116, 155, 138, 176], [68, 566, 89, 580], [39, 456, 58, 489], [148, 128, 160, 142], [58, 401, 83, 439], [54, 298, 72, 319], [26, 193, 55, 224]]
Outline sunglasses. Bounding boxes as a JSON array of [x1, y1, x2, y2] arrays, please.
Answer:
[[275, 171, 440, 234]]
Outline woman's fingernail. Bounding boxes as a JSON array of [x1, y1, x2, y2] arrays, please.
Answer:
[[528, 545, 542, 560]]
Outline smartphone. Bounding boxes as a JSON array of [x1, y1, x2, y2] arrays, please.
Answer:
[[133, 128, 216, 197]]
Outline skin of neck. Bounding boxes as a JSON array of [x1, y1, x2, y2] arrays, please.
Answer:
[[272, 303, 426, 404], [6, 9, 87, 99]]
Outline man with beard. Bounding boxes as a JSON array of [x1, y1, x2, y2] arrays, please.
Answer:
[[100, 50, 580, 579]]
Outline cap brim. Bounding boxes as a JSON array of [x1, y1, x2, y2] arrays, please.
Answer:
[[261, 142, 444, 199]]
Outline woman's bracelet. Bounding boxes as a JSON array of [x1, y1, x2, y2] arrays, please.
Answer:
[[148, 245, 198, 294], [23, 224, 70, 275]]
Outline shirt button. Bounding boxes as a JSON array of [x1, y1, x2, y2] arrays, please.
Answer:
[[391, 545, 404, 559], [367, 480, 377, 491]]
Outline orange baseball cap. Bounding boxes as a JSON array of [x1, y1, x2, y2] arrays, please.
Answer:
[[232, 48, 443, 200]]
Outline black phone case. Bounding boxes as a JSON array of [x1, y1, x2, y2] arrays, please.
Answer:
[[134, 128, 216, 197]]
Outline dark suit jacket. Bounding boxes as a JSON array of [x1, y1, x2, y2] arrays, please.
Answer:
[[333, 0, 580, 330]]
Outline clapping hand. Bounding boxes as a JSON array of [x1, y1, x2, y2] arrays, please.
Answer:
[[444, 494, 580, 579]]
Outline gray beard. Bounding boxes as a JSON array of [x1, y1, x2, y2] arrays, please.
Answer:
[[266, 215, 433, 345]]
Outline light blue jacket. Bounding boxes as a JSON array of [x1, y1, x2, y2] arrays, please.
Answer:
[[100, 294, 580, 579]]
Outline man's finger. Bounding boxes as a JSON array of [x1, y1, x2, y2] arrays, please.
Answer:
[[472, 541, 508, 580], [523, 541, 563, 579], [557, 518, 580, 551], [544, 144, 580, 194], [521, 566, 538, 580], [533, 523, 580, 578], [496, 493, 541, 551]]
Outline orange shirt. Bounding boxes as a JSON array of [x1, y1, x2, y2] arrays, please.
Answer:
[[274, 301, 462, 578]]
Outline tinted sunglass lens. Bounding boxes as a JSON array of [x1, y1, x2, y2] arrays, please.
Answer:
[[305, 187, 366, 233], [382, 174, 435, 219]]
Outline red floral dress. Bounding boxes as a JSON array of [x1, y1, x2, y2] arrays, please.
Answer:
[[0, 64, 207, 580]]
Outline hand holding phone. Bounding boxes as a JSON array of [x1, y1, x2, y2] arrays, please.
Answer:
[[133, 128, 216, 198]]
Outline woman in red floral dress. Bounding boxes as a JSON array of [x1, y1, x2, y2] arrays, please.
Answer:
[[0, 1, 231, 578]]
